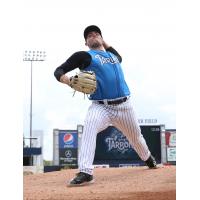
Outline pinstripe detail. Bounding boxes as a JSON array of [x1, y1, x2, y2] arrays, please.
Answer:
[[112, 99, 150, 161], [79, 102, 111, 175], [79, 98, 151, 175]]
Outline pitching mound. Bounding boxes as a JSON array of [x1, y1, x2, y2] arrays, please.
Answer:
[[24, 165, 176, 200]]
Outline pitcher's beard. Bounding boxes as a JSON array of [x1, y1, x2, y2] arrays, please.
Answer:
[[90, 41, 101, 49]]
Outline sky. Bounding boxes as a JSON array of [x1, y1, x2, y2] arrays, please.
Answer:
[[21, 0, 176, 161]]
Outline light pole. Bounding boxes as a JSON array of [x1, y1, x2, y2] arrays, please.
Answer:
[[23, 50, 46, 148]]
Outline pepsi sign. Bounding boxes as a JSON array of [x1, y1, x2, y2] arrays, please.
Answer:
[[58, 130, 78, 166], [63, 133, 74, 145], [59, 130, 78, 148]]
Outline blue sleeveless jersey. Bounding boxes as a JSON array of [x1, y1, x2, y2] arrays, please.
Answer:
[[85, 50, 130, 100]]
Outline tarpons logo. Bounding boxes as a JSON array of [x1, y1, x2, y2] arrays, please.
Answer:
[[105, 131, 132, 153], [95, 54, 119, 65]]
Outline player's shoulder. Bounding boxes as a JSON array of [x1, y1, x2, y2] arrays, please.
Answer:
[[72, 51, 90, 57], [70, 51, 91, 61], [69, 51, 92, 69], [76, 51, 92, 60]]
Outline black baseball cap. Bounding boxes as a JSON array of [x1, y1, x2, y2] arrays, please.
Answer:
[[84, 25, 102, 40]]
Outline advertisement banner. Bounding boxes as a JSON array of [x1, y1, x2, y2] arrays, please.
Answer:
[[165, 131, 176, 147], [95, 127, 139, 160], [169, 133, 176, 147], [94, 126, 161, 163], [59, 131, 78, 148], [58, 130, 78, 166], [59, 148, 78, 166], [167, 147, 176, 161]]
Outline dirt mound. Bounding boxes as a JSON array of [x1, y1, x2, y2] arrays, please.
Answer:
[[24, 165, 176, 200]]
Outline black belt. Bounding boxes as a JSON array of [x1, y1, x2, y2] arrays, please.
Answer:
[[98, 97, 128, 105]]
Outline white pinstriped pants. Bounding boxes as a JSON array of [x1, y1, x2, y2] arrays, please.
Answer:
[[79, 97, 151, 175]]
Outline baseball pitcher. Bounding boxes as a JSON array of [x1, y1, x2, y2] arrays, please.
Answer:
[[54, 25, 157, 187]]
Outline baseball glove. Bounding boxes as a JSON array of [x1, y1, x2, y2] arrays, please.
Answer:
[[69, 71, 97, 94]]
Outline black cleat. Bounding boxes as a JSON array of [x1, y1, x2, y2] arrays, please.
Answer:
[[145, 155, 158, 169], [68, 172, 94, 187]]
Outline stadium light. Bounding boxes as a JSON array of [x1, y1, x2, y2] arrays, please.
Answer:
[[23, 50, 46, 61], [23, 50, 46, 150]]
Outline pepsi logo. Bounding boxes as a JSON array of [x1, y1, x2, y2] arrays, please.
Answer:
[[63, 133, 74, 145]]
